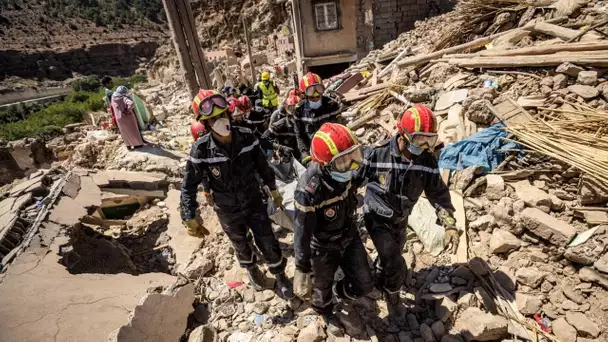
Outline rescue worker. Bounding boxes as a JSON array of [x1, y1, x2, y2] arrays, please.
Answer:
[[255, 72, 280, 111], [294, 72, 342, 165], [190, 119, 207, 142], [261, 94, 301, 160], [353, 104, 459, 319], [180, 89, 293, 298], [293, 123, 373, 335]]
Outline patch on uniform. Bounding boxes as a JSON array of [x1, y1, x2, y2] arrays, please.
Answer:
[[379, 174, 386, 185], [210, 166, 221, 178], [305, 176, 320, 194], [324, 207, 337, 221]]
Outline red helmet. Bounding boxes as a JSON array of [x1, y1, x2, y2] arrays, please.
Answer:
[[192, 89, 229, 120], [287, 88, 301, 98], [190, 119, 207, 141], [238, 96, 253, 112], [299, 72, 324, 96], [229, 96, 253, 118], [310, 123, 362, 172], [397, 104, 437, 135], [285, 94, 301, 114]]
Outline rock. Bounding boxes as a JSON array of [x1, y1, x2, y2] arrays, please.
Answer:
[[457, 292, 478, 310], [565, 249, 599, 266], [579, 267, 608, 289], [420, 323, 436, 342], [577, 71, 598, 86], [429, 283, 453, 293], [431, 321, 445, 340], [510, 180, 551, 210], [561, 299, 579, 311], [451, 265, 475, 280], [594, 253, 608, 274], [336, 308, 366, 339], [515, 293, 542, 315], [550, 195, 565, 212], [454, 307, 508, 341], [516, 267, 545, 288], [556, 62, 584, 77], [553, 74, 569, 89], [540, 76, 554, 88], [399, 331, 415, 342], [253, 302, 269, 314], [297, 321, 326, 342], [466, 100, 494, 124], [568, 84, 600, 99], [451, 277, 467, 286], [563, 286, 586, 305], [405, 87, 434, 103], [188, 325, 216, 342], [485, 175, 505, 200], [552, 317, 577, 342], [407, 313, 420, 330], [183, 253, 214, 280], [489, 229, 522, 254], [435, 297, 458, 322], [470, 215, 493, 231], [555, 189, 576, 201], [565, 312, 600, 338], [520, 208, 577, 245]]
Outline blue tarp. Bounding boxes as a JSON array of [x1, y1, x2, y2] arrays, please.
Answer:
[[439, 123, 519, 171]]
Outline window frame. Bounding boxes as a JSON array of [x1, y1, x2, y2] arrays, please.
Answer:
[[312, 0, 341, 32]]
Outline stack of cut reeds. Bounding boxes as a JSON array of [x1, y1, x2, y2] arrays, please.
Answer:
[[506, 102, 608, 183]]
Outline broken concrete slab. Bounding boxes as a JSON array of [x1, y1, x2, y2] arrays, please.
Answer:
[[565, 312, 601, 338], [74, 176, 102, 208], [454, 307, 508, 341], [93, 170, 168, 190], [111, 283, 195, 342], [568, 84, 600, 99], [510, 180, 551, 211], [48, 196, 87, 226], [552, 317, 578, 342], [435, 89, 469, 111], [485, 174, 505, 201], [165, 189, 204, 273], [516, 293, 543, 315], [516, 267, 545, 288], [61, 173, 81, 199], [520, 208, 577, 245], [489, 229, 522, 254], [0, 238, 175, 342]]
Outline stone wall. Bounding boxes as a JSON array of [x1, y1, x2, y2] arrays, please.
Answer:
[[0, 41, 159, 81], [372, 0, 455, 48]]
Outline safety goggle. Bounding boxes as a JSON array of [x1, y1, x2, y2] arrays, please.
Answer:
[[402, 131, 439, 149], [199, 94, 229, 117], [328, 144, 364, 172], [304, 84, 325, 97]]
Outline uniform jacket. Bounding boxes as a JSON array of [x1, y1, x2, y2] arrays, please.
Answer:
[[353, 136, 454, 223], [262, 106, 297, 151], [180, 126, 277, 220], [294, 163, 359, 272], [293, 96, 341, 158]]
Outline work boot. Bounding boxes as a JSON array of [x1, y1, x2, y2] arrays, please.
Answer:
[[323, 314, 344, 337], [335, 306, 367, 339], [275, 272, 295, 299], [385, 291, 406, 326], [247, 266, 266, 291]]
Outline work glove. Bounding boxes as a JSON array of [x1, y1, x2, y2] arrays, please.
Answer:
[[275, 144, 293, 155], [437, 208, 459, 254], [270, 189, 283, 208], [294, 268, 312, 300], [203, 191, 214, 206], [184, 218, 210, 238]]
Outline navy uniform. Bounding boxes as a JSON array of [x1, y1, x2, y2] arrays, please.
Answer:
[[261, 106, 300, 160], [293, 96, 341, 162]]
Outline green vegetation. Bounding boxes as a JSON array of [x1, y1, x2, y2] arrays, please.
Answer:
[[0, 74, 147, 141], [42, 0, 166, 27]]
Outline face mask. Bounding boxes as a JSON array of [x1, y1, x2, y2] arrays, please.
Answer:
[[330, 171, 353, 183], [309, 99, 322, 110], [408, 144, 425, 156], [211, 118, 231, 137]]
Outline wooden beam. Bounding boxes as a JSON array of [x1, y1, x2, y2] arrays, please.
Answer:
[[533, 22, 602, 41], [446, 52, 608, 68], [444, 41, 608, 58], [181, 0, 211, 88]]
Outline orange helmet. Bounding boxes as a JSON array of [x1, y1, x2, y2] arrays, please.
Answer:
[[192, 89, 229, 120], [190, 119, 207, 141], [397, 104, 438, 154], [310, 123, 363, 172], [299, 72, 324, 97]]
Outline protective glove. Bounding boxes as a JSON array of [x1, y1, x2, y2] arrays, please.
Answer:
[[437, 208, 459, 254], [294, 268, 312, 300], [203, 191, 214, 206], [275, 144, 293, 155], [270, 189, 283, 208], [184, 218, 210, 237]]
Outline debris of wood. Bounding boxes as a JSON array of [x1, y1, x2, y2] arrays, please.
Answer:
[[531, 22, 602, 42]]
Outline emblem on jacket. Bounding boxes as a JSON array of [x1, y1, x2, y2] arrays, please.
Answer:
[[324, 207, 336, 220], [210, 166, 221, 178]]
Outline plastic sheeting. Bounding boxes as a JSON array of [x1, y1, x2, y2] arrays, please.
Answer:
[[408, 198, 445, 256], [267, 159, 306, 231], [438, 123, 518, 171]]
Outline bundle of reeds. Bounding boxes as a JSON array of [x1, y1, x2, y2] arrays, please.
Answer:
[[506, 102, 608, 183]]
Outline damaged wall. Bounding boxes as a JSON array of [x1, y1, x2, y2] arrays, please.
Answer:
[[299, 0, 358, 57]]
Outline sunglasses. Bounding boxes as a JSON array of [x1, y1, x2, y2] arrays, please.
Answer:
[[304, 84, 325, 97], [199, 94, 229, 117]]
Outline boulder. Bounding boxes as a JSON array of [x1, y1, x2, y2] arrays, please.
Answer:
[[568, 84, 600, 99], [470, 215, 494, 231], [485, 175, 505, 200], [510, 180, 551, 210], [466, 100, 494, 124], [556, 62, 584, 77], [565, 312, 600, 338], [516, 293, 543, 315], [489, 229, 522, 254], [552, 317, 577, 342], [577, 71, 598, 86], [516, 267, 545, 288], [520, 208, 577, 245], [454, 307, 508, 341]]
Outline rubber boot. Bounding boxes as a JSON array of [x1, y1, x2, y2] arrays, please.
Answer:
[[385, 291, 406, 327], [275, 272, 295, 299], [247, 266, 265, 291]]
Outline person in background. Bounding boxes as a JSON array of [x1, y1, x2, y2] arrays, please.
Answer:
[[101, 76, 117, 128], [352, 104, 458, 322], [180, 89, 293, 299], [261, 94, 301, 160], [190, 120, 207, 142], [293, 123, 373, 336], [111, 86, 144, 149], [293, 72, 342, 165], [255, 72, 280, 112]]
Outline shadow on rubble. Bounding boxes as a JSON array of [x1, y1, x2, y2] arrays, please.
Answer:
[[58, 216, 174, 275], [135, 145, 183, 161]]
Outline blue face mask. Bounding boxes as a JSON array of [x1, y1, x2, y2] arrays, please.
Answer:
[[309, 99, 322, 110], [330, 171, 353, 183], [408, 144, 425, 156]]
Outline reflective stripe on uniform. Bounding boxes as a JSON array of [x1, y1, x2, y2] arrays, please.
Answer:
[[267, 257, 285, 268], [295, 182, 352, 213], [408, 165, 439, 173], [189, 156, 204, 163], [295, 201, 316, 213], [296, 111, 338, 123], [199, 156, 230, 163], [362, 160, 439, 173], [238, 253, 255, 265], [238, 139, 260, 155]]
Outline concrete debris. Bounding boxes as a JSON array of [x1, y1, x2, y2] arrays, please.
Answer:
[[520, 207, 577, 245], [568, 84, 600, 99], [454, 307, 508, 341], [510, 180, 551, 211], [565, 312, 601, 338], [484, 175, 505, 201], [515, 293, 542, 315], [577, 70, 598, 86], [489, 229, 523, 254], [516, 267, 545, 288], [556, 62, 584, 77], [579, 267, 608, 289], [552, 317, 578, 342]]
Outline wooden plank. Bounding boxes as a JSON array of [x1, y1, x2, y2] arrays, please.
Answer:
[[532, 22, 602, 41], [450, 190, 468, 264], [444, 41, 608, 58], [347, 110, 378, 130], [447, 53, 608, 68]]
